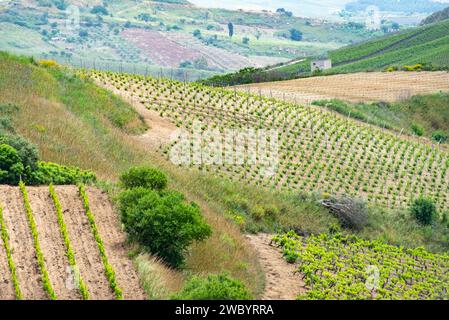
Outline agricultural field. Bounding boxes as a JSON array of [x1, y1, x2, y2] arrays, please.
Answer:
[[273, 231, 449, 300], [234, 71, 449, 104], [0, 184, 145, 300], [205, 18, 449, 85], [89, 70, 449, 211]]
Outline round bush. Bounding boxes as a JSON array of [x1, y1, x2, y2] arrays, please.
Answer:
[[0, 144, 24, 184], [118, 188, 211, 268], [411, 197, 436, 225], [172, 273, 253, 300], [120, 166, 167, 190]]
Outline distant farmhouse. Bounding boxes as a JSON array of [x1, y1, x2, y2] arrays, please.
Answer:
[[311, 59, 332, 72]]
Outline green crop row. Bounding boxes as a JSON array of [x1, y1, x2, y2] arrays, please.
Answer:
[[19, 181, 57, 300], [49, 184, 89, 300], [77, 184, 123, 300], [0, 205, 22, 299]]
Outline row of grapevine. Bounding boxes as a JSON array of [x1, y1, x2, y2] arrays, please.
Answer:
[[49, 184, 89, 300], [0, 206, 22, 299], [77, 184, 123, 300], [86, 70, 449, 211], [18, 182, 57, 300], [273, 231, 449, 300]]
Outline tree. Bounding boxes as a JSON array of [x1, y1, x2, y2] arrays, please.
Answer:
[[79, 30, 88, 38], [227, 22, 234, 37], [289, 28, 303, 41], [242, 37, 250, 45], [193, 29, 202, 38], [90, 5, 108, 15], [255, 29, 262, 40], [118, 188, 211, 268]]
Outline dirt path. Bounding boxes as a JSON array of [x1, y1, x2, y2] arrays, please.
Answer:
[[85, 187, 146, 300], [95, 80, 178, 149], [246, 234, 305, 300], [0, 186, 47, 299], [54, 186, 115, 300], [27, 187, 81, 300]]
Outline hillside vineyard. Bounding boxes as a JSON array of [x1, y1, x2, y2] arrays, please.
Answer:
[[88, 71, 449, 211]]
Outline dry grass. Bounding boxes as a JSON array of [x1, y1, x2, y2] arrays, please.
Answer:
[[135, 254, 184, 300]]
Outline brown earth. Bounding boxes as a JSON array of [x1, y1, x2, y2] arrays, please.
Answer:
[[85, 187, 146, 300], [246, 234, 305, 300], [0, 185, 146, 300], [0, 186, 47, 299], [0, 209, 15, 300], [236, 71, 449, 104], [27, 187, 81, 300]]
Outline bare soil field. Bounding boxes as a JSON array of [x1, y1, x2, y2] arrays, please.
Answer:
[[164, 32, 288, 70], [236, 71, 449, 104], [122, 29, 203, 68], [0, 185, 145, 300]]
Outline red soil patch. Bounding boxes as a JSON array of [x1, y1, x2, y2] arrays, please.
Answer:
[[121, 29, 202, 68]]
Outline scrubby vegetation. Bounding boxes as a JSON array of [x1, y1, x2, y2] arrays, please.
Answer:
[[411, 197, 437, 226], [173, 273, 253, 300], [0, 128, 96, 185]]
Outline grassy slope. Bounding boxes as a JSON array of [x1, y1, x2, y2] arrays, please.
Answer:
[[0, 51, 265, 297], [313, 93, 449, 143], [1, 51, 449, 297]]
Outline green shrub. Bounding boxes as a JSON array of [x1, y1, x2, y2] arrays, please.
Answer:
[[120, 166, 167, 190], [30, 162, 96, 185], [0, 134, 39, 171], [431, 130, 448, 143], [118, 188, 211, 268], [411, 124, 425, 136], [172, 273, 253, 300], [411, 197, 437, 225], [0, 144, 24, 184]]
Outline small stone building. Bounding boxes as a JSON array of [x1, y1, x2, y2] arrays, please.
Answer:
[[311, 59, 332, 72]]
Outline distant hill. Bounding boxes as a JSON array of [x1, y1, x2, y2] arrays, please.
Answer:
[[421, 6, 449, 25], [204, 19, 449, 85]]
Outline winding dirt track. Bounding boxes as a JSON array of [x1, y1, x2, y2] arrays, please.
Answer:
[[0, 185, 146, 300], [246, 234, 305, 300]]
